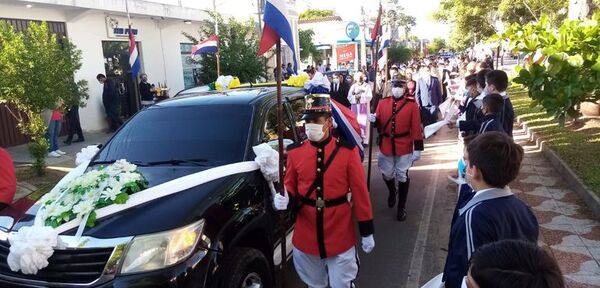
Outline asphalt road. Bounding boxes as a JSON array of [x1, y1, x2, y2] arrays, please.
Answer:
[[284, 126, 460, 288]]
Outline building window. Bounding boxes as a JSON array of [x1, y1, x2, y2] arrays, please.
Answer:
[[180, 43, 202, 89]]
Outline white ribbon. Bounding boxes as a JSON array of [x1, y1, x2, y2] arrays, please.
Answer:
[[53, 161, 261, 234], [9, 144, 279, 275]]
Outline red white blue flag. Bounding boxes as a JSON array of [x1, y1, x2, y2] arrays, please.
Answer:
[[191, 35, 219, 56], [370, 3, 382, 47], [331, 100, 365, 159], [128, 25, 141, 79], [257, 0, 298, 73]]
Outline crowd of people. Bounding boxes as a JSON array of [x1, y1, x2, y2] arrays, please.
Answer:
[[272, 54, 564, 288]]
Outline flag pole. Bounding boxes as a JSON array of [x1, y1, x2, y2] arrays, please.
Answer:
[[367, 36, 380, 192], [275, 39, 287, 288], [367, 2, 382, 191], [125, 0, 141, 112]]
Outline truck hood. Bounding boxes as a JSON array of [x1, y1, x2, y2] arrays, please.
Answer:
[[1, 166, 238, 238]]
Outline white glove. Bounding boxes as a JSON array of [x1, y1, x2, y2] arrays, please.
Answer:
[[429, 105, 437, 114], [368, 113, 377, 123], [412, 150, 422, 162], [273, 191, 289, 210], [332, 118, 338, 129], [361, 235, 375, 253]]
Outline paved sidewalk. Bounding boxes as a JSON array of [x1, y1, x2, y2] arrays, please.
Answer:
[[5, 132, 112, 168], [512, 126, 600, 288]]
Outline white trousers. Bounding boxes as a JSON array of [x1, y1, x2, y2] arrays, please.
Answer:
[[293, 246, 359, 288], [378, 153, 412, 182]]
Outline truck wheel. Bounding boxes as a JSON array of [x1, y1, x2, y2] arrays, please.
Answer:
[[220, 248, 272, 288]]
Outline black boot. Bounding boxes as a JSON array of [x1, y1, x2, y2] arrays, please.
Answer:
[[383, 176, 397, 208], [397, 179, 410, 221]]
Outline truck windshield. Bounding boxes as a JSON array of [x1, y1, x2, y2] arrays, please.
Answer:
[[94, 104, 252, 164]]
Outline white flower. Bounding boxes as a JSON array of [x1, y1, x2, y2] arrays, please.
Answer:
[[112, 160, 137, 173], [101, 186, 121, 201], [75, 145, 100, 166], [72, 199, 95, 216]]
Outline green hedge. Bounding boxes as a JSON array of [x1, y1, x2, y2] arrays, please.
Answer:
[[511, 87, 600, 197]]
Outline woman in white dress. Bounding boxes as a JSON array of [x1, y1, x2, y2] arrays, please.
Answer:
[[347, 72, 373, 144]]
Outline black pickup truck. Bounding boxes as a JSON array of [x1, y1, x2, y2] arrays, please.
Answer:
[[0, 86, 310, 287]]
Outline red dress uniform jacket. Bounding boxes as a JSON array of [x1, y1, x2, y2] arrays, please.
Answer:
[[375, 97, 424, 157], [0, 148, 16, 205], [285, 136, 374, 258]]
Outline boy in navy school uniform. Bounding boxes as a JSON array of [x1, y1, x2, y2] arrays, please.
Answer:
[[457, 69, 490, 136], [477, 94, 506, 134], [442, 132, 539, 288], [484, 70, 514, 137]]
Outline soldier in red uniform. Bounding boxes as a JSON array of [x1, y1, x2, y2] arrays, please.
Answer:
[[273, 94, 375, 288], [369, 80, 424, 221]]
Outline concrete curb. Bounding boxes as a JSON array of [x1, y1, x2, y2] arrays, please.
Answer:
[[516, 116, 600, 220]]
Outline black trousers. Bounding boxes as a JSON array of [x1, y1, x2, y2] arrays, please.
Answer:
[[66, 106, 84, 141], [104, 103, 123, 132]]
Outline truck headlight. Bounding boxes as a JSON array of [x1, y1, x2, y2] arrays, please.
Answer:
[[119, 219, 205, 274]]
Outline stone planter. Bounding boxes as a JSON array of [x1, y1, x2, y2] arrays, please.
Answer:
[[581, 101, 600, 117]]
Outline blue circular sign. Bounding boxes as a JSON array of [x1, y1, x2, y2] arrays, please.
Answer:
[[346, 22, 360, 40]]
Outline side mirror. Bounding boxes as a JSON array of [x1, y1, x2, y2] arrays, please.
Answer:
[[267, 139, 294, 150]]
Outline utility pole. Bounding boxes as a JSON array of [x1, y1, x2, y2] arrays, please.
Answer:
[[213, 0, 220, 76], [257, 0, 264, 34]]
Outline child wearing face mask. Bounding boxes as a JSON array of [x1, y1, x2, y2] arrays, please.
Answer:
[[368, 80, 424, 221], [457, 69, 490, 136], [477, 94, 505, 134], [484, 70, 514, 137], [441, 132, 539, 288]]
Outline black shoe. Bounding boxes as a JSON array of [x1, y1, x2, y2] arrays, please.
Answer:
[[397, 179, 410, 222], [397, 208, 407, 221], [383, 176, 396, 208], [73, 138, 85, 143], [63, 140, 72, 145]]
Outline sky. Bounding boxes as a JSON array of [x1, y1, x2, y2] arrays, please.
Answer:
[[194, 0, 451, 40]]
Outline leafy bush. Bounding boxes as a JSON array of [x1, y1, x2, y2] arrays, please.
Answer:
[[183, 13, 266, 84], [0, 21, 88, 174], [499, 14, 600, 126]]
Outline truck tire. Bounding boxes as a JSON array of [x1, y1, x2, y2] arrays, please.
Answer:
[[219, 248, 272, 288]]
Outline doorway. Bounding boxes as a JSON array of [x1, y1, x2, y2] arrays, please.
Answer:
[[102, 41, 141, 120]]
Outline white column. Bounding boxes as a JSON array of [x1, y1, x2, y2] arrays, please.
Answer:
[[354, 43, 359, 72], [360, 36, 366, 68], [332, 43, 338, 70]]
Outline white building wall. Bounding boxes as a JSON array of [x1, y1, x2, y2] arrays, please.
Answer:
[[0, 1, 206, 132]]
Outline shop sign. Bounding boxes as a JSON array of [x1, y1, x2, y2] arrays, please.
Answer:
[[336, 44, 355, 63]]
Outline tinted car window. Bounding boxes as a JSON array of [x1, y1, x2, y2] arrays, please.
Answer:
[[95, 104, 252, 164]]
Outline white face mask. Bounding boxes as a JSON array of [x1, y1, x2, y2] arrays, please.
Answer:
[[461, 276, 468, 288], [332, 78, 340, 84], [465, 170, 474, 188], [305, 123, 325, 142], [392, 87, 404, 99]]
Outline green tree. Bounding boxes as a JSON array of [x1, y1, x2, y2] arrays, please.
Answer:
[[183, 13, 266, 84], [384, 0, 417, 41], [428, 38, 447, 54], [388, 44, 415, 64], [0, 21, 88, 174], [500, 14, 600, 126], [434, 0, 498, 50], [299, 9, 335, 20], [498, 0, 568, 26], [299, 29, 318, 62], [435, 0, 572, 50]]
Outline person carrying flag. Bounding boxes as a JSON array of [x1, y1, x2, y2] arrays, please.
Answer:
[[273, 94, 375, 288], [369, 80, 424, 221]]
